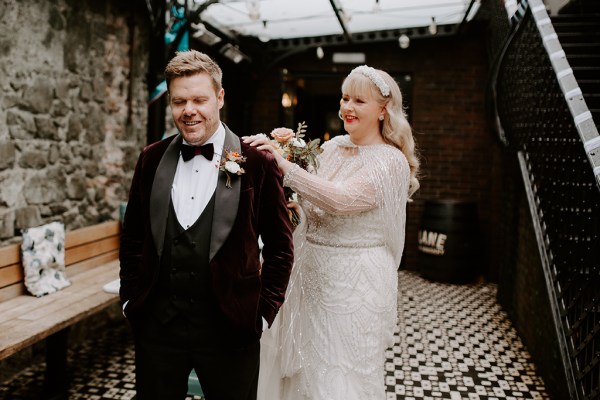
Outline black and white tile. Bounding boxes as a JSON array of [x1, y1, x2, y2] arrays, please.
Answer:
[[0, 270, 549, 399], [387, 271, 549, 399]]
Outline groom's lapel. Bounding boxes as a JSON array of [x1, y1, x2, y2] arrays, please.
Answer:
[[150, 134, 182, 258], [210, 126, 241, 260]]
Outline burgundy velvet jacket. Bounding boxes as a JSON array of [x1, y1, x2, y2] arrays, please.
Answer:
[[119, 126, 294, 341]]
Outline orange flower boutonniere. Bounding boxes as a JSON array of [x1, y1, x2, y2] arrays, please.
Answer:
[[218, 149, 246, 188]]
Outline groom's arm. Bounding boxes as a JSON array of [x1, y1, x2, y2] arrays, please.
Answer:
[[257, 152, 294, 327]]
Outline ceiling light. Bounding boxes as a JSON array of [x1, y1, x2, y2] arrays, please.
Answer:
[[372, 0, 381, 13], [220, 44, 247, 64], [398, 34, 410, 49], [332, 52, 365, 64], [246, 0, 260, 21], [316, 46, 324, 59], [191, 22, 222, 46], [340, 11, 352, 24], [281, 92, 292, 108], [258, 20, 270, 43], [428, 17, 437, 35]]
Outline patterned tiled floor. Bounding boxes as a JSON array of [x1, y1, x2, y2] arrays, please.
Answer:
[[0, 270, 549, 399], [387, 271, 549, 399]]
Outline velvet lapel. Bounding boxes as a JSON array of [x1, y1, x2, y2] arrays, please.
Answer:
[[149, 134, 182, 258], [210, 126, 241, 260]]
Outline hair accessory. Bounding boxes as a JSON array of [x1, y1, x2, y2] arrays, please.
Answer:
[[350, 65, 390, 97]]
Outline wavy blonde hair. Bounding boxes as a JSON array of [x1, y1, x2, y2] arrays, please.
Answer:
[[341, 69, 420, 197]]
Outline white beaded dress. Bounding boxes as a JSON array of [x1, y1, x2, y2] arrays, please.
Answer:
[[258, 134, 410, 400]]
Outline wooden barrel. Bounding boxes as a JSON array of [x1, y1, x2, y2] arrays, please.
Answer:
[[417, 199, 480, 283]]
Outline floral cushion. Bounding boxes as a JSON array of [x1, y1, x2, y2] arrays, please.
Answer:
[[21, 221, 71, 297]]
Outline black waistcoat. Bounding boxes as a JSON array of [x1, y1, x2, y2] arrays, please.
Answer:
[[150, 193, 216, 324]]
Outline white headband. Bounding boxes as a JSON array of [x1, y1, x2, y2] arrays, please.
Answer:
[[349, 65, 390, 97]]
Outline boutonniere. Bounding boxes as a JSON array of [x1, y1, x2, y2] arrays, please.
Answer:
[[218, 149, 246, 188]]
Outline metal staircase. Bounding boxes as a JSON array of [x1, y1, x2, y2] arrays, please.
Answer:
[[485, 0, 600, 398], [552, 6, 600, 126]]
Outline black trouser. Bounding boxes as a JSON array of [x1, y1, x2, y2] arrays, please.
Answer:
[[132, 310, 260, 400]]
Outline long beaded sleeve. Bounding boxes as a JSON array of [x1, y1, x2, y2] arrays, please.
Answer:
[[283, 135, 408, 218], [283, 161, 377, 215]]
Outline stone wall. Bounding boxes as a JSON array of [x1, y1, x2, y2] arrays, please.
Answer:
[[0, 0, 149, 243]]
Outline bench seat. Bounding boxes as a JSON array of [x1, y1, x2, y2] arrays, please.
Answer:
[[0, 220, 121, 398], [0, 259, 119, 360]]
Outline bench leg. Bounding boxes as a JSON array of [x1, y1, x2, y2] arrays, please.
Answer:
[[43, 327, 70, 400]]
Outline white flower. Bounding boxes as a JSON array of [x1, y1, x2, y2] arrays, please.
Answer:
[[224, 160, 241, 174], [292, 138, 306, 148]]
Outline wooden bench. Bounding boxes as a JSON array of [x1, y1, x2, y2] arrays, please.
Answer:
[[0, 220, 121, 398]]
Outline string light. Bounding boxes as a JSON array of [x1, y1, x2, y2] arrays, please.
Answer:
[[316, 46, 324, 59], [258, 20, 270, 43], [372, 0, 381, 12], [428, 17, 438, 35], [398, 34, 410, 49], [246, 0, 260, 21]]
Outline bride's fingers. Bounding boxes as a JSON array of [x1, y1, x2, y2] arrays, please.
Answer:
[[287, 202, 300, 213], [245, 138, 266, 147], [242, 134, 267, 144], [256, 144, 276, 154]]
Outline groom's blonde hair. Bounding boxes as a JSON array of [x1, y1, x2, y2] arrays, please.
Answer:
[[165, 50, 223, 93]]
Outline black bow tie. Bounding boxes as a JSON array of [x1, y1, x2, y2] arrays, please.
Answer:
[[181, 143, 214, 162]]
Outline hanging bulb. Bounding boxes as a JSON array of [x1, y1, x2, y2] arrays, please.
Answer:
[[258, 20, 270, 43], [246, 0, 260, 21], [398, 34, 410, 49], [428, 17, 437, 35], [340, 11, 351, 24], [281, 92, 292, 108], [316, 46, 324, 59], [372, 0, 381, 12]]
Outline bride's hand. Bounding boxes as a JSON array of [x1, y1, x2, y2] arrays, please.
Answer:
[[242, 134, 292, 173], [287, 201, 301, 214]]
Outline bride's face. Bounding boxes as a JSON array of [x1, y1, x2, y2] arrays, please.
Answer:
[[339, 88, 384, 144]]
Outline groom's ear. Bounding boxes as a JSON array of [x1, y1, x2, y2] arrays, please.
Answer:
[[218, 88, 225, 109]]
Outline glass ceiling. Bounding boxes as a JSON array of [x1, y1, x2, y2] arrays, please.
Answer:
[[194, 0, 481, 41]]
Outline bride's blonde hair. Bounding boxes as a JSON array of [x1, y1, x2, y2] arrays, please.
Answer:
[[341, 69, 420, 197]]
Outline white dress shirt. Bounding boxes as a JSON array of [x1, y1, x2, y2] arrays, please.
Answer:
[[172, 123, 225, 229]]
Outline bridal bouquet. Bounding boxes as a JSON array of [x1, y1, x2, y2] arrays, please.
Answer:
[[263, 122, 322, 226]]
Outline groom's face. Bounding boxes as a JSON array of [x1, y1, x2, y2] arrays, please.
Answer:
[[169, 72, 224, 146]]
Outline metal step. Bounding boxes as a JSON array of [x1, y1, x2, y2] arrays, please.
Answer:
[[562, 43, 600, 56], [558, 2, 600, 15], [563, 53, 600, 68], [571, 66, 600, 80], [552, 19, 600, 35], [554, 31, 600, 44]]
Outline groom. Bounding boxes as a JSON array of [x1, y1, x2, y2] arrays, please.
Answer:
[[119, 50, 294, 400]]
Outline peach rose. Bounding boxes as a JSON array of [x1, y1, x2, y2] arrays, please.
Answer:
[[270, 127, 295, 143]]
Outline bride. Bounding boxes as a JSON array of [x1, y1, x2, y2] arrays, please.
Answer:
[[244, 65, 420, 400]]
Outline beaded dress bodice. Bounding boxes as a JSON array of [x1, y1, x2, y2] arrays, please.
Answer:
[[285, 135, 408, 258]]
